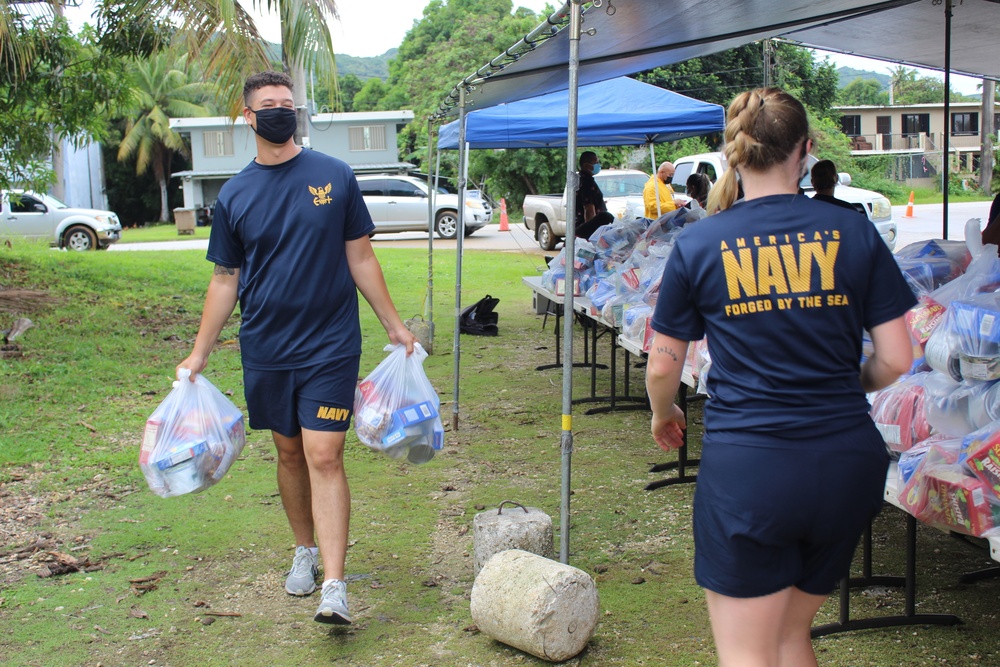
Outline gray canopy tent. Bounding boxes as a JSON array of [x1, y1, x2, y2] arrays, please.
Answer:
[[434, 0, 1000, 564]]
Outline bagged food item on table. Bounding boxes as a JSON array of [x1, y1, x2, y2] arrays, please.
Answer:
[[923, 308, 964, 380], [924, 371, 999, 436], [894, 238, 972, 277], [622, 305, 654, 351], [139, 369, 246, 498], [925, 245, 1000, 309], [905, 295, 948, 351], [898, 435, 958, 485], [965, 426, 1000, 497], [949, 292, 1000, 381], [869, 373, 932, 452], [896, 257, 959, 296], [898, 439, 963, 517], [920, 467, 1000, 537], [354, 343, 443, 464]]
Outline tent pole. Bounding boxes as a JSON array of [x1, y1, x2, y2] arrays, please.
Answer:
[[560, 0, 583, 566], [650, 143, 661, 218], [426, 118, 435, 344], [942, 0, 952, 239], [432, 138, 442, 343], [453, 87, 468, 432]]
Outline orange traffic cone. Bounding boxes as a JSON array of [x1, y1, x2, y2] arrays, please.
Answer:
[[499, 198, 510, 231], [903, 191, 915, 218]]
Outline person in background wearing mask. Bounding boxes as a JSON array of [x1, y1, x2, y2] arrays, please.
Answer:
[[643, 161, 679, 219], [574, 150, 615, 241], [178, 71, 416, 626], [645, 87, 914, 666]]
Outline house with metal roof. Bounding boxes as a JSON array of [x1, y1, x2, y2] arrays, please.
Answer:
[[169, 109, 414, 211]]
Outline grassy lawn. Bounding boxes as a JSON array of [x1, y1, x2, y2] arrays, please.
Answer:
[[1, 243, 999, 666], [119, 223, 213, 243], [905, 187, 993, 206]]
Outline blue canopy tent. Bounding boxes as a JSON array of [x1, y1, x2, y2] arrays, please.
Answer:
[[431, 75, 723, 470], [437, 76, 724, 150]]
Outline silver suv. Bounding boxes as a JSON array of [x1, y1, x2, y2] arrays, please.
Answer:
[[356, 174, 492, 239], [1, 191, 122, 250]]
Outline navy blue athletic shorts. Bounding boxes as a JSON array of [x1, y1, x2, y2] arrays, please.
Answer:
[[692, 422, 889, 598], [243, 356, 360, 437]]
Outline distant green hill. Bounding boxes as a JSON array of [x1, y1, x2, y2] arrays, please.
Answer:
[[837, 66, 890, 91], [336, 49, 395, 80], [263, 43, 395, 81]]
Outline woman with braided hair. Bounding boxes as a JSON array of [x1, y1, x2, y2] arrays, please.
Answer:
[[645, 88, 915, 666]]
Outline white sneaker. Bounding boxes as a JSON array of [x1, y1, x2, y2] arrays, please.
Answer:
[[314, 579, 351, 625], [284, 546, 318, 596]]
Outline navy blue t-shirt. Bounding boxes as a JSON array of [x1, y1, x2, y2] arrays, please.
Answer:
[[207, 149, 376, 370], [651, 194, 915, 446]]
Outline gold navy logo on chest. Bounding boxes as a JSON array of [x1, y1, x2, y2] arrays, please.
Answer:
[[309, 183, 333, 206]]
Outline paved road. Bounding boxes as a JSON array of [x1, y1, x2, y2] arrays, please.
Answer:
[[110, 222, 548, 254], [110, 201, 995, 253], [892, 200, 993, 249]]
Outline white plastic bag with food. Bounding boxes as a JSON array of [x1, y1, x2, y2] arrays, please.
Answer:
[[354, 343, 443, 464], [139, 369, 246, 498]]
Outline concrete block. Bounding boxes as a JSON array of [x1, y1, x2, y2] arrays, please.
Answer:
[[473, 502, 553, 576], [471, 549, 600, 662]]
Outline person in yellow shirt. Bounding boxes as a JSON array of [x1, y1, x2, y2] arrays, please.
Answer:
[[643, 161, 678, 219]]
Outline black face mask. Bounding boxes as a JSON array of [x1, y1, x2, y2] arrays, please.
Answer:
[[249, 106, 297, 145]]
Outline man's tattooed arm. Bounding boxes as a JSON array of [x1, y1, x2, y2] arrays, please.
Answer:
[[214, 264, 236, 276]]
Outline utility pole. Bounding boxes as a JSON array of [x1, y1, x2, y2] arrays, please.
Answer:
[[981, 79, 995, 197], [762, 39, 773, 87]]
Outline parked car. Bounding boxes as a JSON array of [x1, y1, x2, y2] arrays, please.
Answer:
[[522, 169, 651, 250], [670, 152, 897, 250], [356, 174, 492, 239], [0, 191, 122, 250]]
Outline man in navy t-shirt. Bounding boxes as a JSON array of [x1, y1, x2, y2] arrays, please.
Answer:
[[178, 71, 415, 626]]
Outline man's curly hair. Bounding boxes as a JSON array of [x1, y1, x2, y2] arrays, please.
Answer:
[[243, 71, 294, 106]]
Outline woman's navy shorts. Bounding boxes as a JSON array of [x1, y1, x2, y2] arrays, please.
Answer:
[[692, 422, 889, 598], [243, 356, 360, 437]]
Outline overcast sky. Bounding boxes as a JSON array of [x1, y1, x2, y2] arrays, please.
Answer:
[[63, 1, 982, 95]]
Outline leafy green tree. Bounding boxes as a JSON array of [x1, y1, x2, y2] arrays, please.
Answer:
[[384, 1, 539, 155], [636, 42, 837, 116], [472, 148, 567, 204], [352, 78, 392, 112], [117, 52, 215, 222], [636, 44, 766, 107], [780, 50, 839, 119], [0, 16, 134, 192], [838, 78, 889, 106], [0, 0, 344, 189], [335, 73, 363, 112]]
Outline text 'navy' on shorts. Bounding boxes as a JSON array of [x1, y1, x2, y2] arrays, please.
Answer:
[[244, 356, 361, 437]]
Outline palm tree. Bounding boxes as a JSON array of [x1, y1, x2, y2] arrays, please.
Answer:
[[889, 65, 915, 105], [1, 0, 339, 114], [117, 52, 215, 222]]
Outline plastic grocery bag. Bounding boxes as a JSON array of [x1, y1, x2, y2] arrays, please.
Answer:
[[139, 369, 246, 498], [354, 343, 444, 464], [869, 373, 932, 453]]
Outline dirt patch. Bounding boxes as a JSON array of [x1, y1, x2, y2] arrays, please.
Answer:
[[0, 467, 136, 586], [0, 289, 59, 315]]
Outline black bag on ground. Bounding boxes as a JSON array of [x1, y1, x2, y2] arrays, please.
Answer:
[[460, 295, 500, 336]]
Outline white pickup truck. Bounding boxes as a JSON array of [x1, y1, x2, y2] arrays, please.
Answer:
[[522, 169, 650, 250], [670, 152, 897, 250], [1, 190, 122, 250]]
